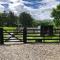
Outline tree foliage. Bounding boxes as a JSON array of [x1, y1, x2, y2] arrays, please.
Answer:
[[0, 12, 7, 26], [19, 12, 34, 27], [51, 4, 60, 26], [33, 20, 54, 27], [0, 11, 18, 27], [7, 11, 17, 26]]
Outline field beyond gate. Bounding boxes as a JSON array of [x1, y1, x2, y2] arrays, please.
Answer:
[[3, 27, 23, 43], [23, 27, 60, 43], [0, 27, 60, 44]]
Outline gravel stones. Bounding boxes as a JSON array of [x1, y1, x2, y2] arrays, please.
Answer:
[[0, 43, 60, 60]]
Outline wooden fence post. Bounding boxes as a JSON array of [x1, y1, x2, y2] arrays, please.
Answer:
[[59, 32, 60, 43], [23, 27, 27, 43], [0, 28, 4, 44]]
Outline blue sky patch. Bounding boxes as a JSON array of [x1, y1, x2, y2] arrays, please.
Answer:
[[23, 0, 46, 9]]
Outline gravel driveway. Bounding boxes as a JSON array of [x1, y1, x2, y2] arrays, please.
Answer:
[[0, 42, 60, 60]]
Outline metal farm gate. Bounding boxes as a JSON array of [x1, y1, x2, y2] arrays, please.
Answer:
[[0, 28, 23, 44], [25, 27, 60, 43], [0, 27, 60, 44]]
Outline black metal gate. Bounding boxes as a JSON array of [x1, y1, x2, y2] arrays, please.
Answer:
[[0, 27, 60, 44], [3, 29, 23, 43]]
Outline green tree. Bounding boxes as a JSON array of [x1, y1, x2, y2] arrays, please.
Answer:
[[51, 4, 60, 26], [0, 11, 18, 27], [7, 11, 17, 26], [33, 20, 54, 27], [0, 12, 7, 26], [19, 12, 34, 27]]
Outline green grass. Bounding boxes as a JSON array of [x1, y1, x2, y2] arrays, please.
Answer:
[[3, 27, 16, 32], [43, 40, 59, 42], [0, 27, 16, 32], [27, 34, 60, 43], [2, 27, 60, 43]]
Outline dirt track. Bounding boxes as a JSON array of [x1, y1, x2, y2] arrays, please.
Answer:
[[0, 42, 60, 60]]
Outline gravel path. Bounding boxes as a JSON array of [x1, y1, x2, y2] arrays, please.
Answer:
[[0, 43, 60, 60]]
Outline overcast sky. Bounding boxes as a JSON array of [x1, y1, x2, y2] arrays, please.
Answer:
[[0, 0, 60, 20]]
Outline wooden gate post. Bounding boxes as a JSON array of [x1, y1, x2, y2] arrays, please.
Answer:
[[23, 27, 27, 43], [59, 32, 60, 43], [0, 28, 4, 44]]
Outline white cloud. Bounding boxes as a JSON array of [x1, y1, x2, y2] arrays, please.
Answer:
[[41, 0, 55, 3], [11, 0, 60, 20], [10, 0, 20, 2], [0, 5, 4, 12], [0, 0, 9, 13], [0, 0, 60, 20]]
